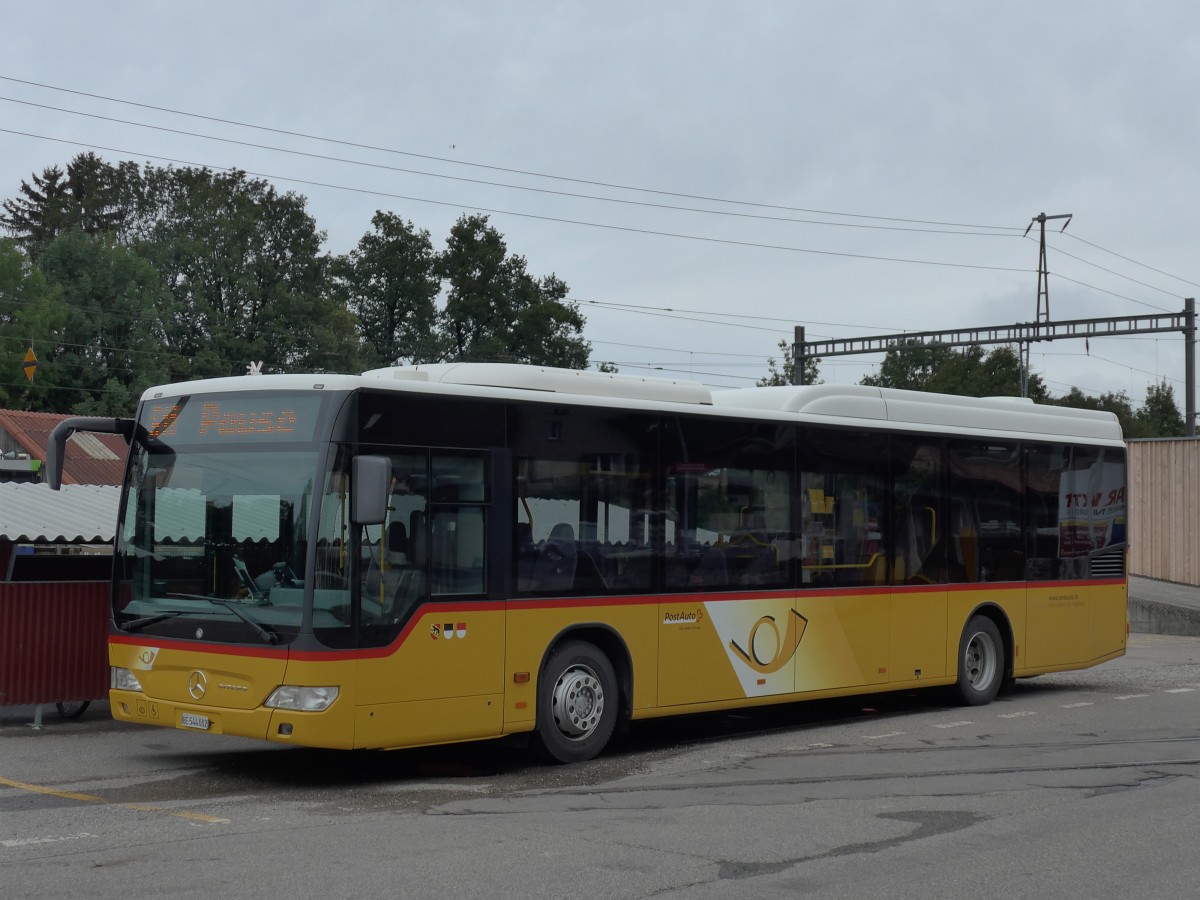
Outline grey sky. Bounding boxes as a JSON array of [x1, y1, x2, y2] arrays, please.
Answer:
[[2, 1, 1196, 405]]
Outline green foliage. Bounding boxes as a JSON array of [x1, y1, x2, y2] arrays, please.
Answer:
[[3, 154, 593, 413], [1136, 381, 1187, 437], [1054, 386, 1137, 434], [1057, 381, 1187, 439], [34, 231, 174, 415], [0, 153, 130, 261], [758, 339, 821, 386], [860, 342, 1049, 401], [436, 215, 589, 368], [1, 157, 366, 411], [332, 212, 442, 368], [137, 166, 359, 379], [0, 238, 50, 408]]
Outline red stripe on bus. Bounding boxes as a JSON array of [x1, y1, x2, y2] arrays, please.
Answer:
[[110, 576, 1126, 662]]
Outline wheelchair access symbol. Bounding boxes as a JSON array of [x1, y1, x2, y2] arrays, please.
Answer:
[[728, 609, 808, 675]]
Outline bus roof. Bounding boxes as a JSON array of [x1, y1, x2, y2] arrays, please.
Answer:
[[141, 364, 1124, 445]]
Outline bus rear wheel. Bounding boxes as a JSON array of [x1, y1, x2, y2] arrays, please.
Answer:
[[954, 615, 1004, 706], [535, 640, 618, 764]]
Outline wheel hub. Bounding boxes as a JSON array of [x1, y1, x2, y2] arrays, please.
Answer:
[[965, 631, 997, 688], [552, 665, 605, 738]]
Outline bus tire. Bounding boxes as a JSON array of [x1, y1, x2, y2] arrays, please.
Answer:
[[55, 700, 91, 719], [535, 640, 618, 764], [954, 615, 1003, 706]]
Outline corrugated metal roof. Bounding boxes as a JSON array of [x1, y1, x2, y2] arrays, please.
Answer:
[[0, 483, 285, 544], [0, 409, 128, 486], [0, 483, 119, 543]]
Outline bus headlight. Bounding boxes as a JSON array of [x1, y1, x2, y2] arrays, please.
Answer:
[[264, 685, 339, 711], [111, 667, 144, 692]]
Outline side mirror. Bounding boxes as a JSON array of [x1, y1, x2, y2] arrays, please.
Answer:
[[46, 416, 136, 489], [351, 455, 390, 525]]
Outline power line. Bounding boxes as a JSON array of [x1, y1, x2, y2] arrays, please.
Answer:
[[580, 298, 907, 332], [1036, 349, 1185, 387], [0, 127, 1038, 274], [0, 95, 1028, 240], [589, 339, 772, 359], [1049, 273, 1174, 313], [1037, 235, 1188, 301], [0, 74, 1024, 232], [1064, 232, 1200, 291]]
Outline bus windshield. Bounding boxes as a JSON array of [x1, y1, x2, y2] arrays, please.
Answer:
[[112, 391, 335, 644]]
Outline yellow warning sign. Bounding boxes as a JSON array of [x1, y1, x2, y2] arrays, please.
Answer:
[[22, 347, 37, 383]]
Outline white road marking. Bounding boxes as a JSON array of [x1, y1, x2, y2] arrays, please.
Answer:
[[864, 731, 905, 739], [0, 832, 96, 848], [1061, 702, 1094, 708], [998, 710, 1037, 718], [1115, 694, 1149, 701], [933, 721, 974, 729], [1165, 688, 1195, 694]]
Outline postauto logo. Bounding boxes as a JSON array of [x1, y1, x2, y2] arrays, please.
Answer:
[[662, 608, 704, 624]]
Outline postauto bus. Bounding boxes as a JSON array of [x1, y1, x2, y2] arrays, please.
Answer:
[[47, 363, 1128, 762]]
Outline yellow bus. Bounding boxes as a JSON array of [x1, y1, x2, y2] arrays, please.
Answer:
[[48, 363, 1128, 762]]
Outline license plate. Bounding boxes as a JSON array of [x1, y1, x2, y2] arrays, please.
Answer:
[[180, 713, 210, 730]]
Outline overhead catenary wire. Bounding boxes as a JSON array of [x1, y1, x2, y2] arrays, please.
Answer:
[[0, 74, 1024, 232], [3, 74, 1194, 297], [1030, 233, 1188, 303], [0, 128, 1036, 275], [0, 95, 1029, 240], [1064, 232, 1200, 292], [9, 75, 1193, 298]]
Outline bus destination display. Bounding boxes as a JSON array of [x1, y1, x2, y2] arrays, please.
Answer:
[[142, 394, 323, 443]]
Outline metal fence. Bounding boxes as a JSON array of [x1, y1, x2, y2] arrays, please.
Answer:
[[1128, 438, 1200, 587], [0, 581, 109, 706]]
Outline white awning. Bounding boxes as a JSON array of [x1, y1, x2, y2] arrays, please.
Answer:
[[0, 482, 120, 543]]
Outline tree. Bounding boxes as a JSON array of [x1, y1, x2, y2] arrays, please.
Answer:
[[0, 153, 129, 260], [0, 238, 50, 408], [758, 339, 821, 386], [1055, 386, 1140, 436], [137, 166, 358, 378], [28, 230, 174, 415], [861, 342, 1049, 401], [1136, 381, 1187, 437], [437, 214, 589, 368], [333, 211, 442, 368]]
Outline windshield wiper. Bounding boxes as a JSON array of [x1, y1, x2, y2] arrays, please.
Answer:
[[123, 610, 186, 632], [165, 593, 278, 644], [207, 598, 279, 644]]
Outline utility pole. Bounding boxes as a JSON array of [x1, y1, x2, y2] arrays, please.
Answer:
[[1021, 212, 1073, 397], [1186, 297, 1196, 437], [792, 325, 806, 385]]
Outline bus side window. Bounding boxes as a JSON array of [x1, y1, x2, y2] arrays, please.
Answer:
[[429, 453, 488, 597], [948, 440, 1024, 583], [513, 407, 656, 598], [431, 507, 486, 595], [663, 416, 795, 591], [799, 428, 887, 588], [891, 438, 947, 585]]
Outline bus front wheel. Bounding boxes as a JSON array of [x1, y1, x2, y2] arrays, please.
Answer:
[[954, 615, 1004, 706], [535, 640, 618, 764]]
